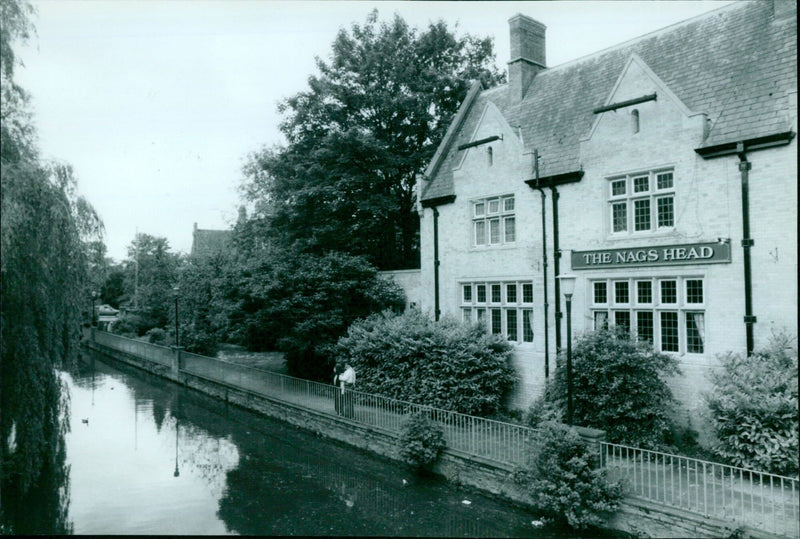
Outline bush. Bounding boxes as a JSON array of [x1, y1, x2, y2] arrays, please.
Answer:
[[544, 327, 680, 448], [181, 324, 219, 357], [110, 313, 154, 337], [398, 412, 445, 471], [705, 331, 798, 476], [514, 421, 622, 530], [145, 327, 166, 344], [334, 309, 515, 416]]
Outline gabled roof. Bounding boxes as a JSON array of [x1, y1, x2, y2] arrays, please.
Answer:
[[191, 228, 232, 258], [421, 1, 796, 203]]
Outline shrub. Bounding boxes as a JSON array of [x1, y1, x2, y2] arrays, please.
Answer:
[[398, 412, 446, 471], [334, 309, 515, 416], [705, 331, 798, 476], [145, 327, 166, 344], [109, 313, 154, 337], [514, 421, 622, 530], [544, 327, 680, 447], [181, 324, 219, 357]]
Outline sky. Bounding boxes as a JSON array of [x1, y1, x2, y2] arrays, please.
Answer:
[[16, 0, 734, 262]]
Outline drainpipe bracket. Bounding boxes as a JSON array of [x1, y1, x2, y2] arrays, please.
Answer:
[[738, 161, 752, 172], [744, 315, 757, 324], [741, 238, 754, 247]]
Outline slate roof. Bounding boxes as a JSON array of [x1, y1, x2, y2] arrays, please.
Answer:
[[191, 228, 232, 258], [421, 1, 796, 203]]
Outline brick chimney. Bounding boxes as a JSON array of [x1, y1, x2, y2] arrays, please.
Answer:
[[508, 14, 546, 101]]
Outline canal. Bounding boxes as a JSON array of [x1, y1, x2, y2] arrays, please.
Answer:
[[42, 349, 618, 536]]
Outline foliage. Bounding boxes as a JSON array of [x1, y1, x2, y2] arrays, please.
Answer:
[[145, 327, 166, 345], [180, 324, 219, 357], [123, 233, 179, 328], [514, 422, 622, 530], [177, 251, 242, 348], [240, 10, 504, 270], [398, 412, 446, 471], [334, 309, 515, 416], [705, 331, 798, 476], [110, 313, 154, 337], [100, 267, 126, 309], [238, 247, 404, 381], [544, 328, 680, 448], [1, 1, 91, 531]]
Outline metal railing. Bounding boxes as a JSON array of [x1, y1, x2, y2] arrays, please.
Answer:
[[602, 442, 800, 537], [178, 348, 533, 466], [93, 330, 174, 367]]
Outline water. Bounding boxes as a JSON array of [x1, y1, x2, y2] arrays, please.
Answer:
[[46, 349, 618, 536]]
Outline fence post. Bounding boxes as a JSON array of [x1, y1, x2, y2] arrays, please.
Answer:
[[574, 425, 606, 463], [91, 326, 96, 343], [172, 346, 183, 375]]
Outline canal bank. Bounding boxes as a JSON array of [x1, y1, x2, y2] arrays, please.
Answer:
[[65, 349, 593, 536], [81, 334, 767, 538]]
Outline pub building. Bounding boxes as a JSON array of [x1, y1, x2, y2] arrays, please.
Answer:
[[412, 0, 797, 429]]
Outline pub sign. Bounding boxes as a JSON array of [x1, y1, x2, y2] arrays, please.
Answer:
[[571, 242, 731, 270]]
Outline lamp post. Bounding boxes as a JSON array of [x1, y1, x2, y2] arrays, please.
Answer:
[[173, 285, 180, 348], [91, 291, 99, 327], [556, 275, 576, 425]]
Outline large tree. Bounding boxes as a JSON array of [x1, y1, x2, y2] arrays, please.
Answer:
[[1, 0, 100, 531], [126, 234, 179, 320], [241, 11, 504, 269]]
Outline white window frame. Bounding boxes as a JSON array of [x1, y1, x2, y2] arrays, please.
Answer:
[[460, 279, 533, 344], [472, 195, 516, 247], [607, 169, 675, 236], [590, 276, 705, 355]]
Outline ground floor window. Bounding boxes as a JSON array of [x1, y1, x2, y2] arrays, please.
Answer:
[[590, 276, 704, 354], [461, 280, 534, 343]]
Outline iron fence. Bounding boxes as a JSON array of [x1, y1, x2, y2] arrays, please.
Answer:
[[601, 442, 800, 537], [93, 330, 174, 367], [178, 347, 533, 466]]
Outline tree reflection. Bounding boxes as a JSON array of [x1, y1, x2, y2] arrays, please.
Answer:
[[0, 380, 73, 534]]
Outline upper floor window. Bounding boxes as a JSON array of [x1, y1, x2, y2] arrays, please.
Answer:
[[608, 170, 674, 235], [473, 195, 515, 247]]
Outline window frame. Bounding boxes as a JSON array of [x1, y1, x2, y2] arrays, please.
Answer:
[[460, 279, 534, 344], [607, 169, 675, 236], [590, 276, 705, 355], [472, 195, 516, 248]]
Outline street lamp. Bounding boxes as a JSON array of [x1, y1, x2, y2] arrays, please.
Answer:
[[556, 275, 577, 425], [91, 291, 99, 327], [173, 285, 180, 348]]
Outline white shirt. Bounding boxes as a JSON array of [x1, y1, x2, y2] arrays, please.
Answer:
[[339, 366, 356, 386]]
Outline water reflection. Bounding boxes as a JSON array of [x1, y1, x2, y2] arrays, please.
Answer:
[[52, 351, 620, 537]]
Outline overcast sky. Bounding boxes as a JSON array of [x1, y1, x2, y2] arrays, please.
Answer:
[[16, 0, 733, 262]]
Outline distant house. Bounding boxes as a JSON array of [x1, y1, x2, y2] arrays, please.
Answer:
[[190, 222, 233, 259], [96, 304, 120, 331]]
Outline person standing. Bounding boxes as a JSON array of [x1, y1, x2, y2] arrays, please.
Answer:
[[338, 363, 356, 418], [333, 362, 344, 415]]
